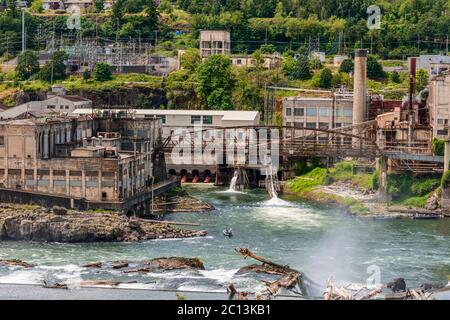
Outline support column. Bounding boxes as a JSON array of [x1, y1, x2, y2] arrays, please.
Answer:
[[43, 132, 49, 159], [49, 168, 54, 193], [98, 171, 102, 201], [65, 170, 70, 195], [378, 156, 390, 203], [444, 139, 450, 173], [81, 170, 86, 198]]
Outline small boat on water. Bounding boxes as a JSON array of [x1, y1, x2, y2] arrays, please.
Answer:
[[223, 228, 233, 237]]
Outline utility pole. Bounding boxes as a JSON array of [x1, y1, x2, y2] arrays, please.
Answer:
[[447, 35, 449, 55], [154, 30, 158, 52], [21, 9, 25, 52], [370, 34, 373, 54]]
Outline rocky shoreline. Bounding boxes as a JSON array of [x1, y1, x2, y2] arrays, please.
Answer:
[[0, 203, 206, 242], [287, 181, 446, 219]]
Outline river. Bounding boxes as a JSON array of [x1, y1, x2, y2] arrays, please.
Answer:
[[1, 184, 450, 298]]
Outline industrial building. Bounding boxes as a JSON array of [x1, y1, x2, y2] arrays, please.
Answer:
[[230, 54, 281, 70], [428, 71, 450, 139], [199, 30, 231, 58], [408, 55, 450, 75], [0, 86, 92, 120], [71, 109, 261, 139], [0, 112, 170, 214]]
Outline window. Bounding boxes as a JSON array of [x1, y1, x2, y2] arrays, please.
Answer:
[[438, 119, 448, 125], [306, 108, 317, 116], [237, 59, 242, 65], [37, 180, 50, 186], [70, 180, 82, 187], [319, 108, 330, 116], [294, 108, 304, 116], [285, 108, 292, 116], [47, 105, 55, 109], [343, 109, 353, 117], [286, 122, 292, 127], [319, 122, 329, 129], [334, 123, 342, 128], [203, 116, 213, 125], [54, 180, 66, 187], [437, 129, 448, 136], [0, 136, 4, 146], [294, 122, 304, 128], [306, 122, 316, 128], [160, 115, 166, 124], [86, 181, 98, 188], [191, 115, 201, 124]]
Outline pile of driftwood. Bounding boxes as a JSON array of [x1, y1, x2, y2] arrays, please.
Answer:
[[324, 277, 449, 300], [229, 248, 450, 301], [228, 247, 303, 300]]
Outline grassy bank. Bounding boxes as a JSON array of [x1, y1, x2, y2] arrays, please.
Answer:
[[287, 162, 374, 215], [287, 161, 441, 214]]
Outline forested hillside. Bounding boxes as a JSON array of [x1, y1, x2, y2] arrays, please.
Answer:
[[0, 0, 449, 59]]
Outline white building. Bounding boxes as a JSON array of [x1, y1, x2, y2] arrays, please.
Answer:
[[199, 30, 231, 58], [231, 53, 281, 70], [282, 95, 354, 144], [65, 0, 93, 12], [408, 55, 450, 75], [71, 109, 260, 139], [0, 87, 92, 120]]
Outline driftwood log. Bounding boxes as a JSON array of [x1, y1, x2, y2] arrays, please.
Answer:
[[234, 247, 302, 298], [43, 281, 68, 289]]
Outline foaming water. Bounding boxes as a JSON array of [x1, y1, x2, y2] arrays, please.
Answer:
[[263, 196, 295, 207], [1, 186, 450, 295]]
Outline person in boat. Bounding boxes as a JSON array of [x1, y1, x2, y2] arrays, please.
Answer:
[[223, 228, 233, 237]]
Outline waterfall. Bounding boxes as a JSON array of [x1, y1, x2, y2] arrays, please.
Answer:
[[267, 166, 278, 199], [228, 170, 238, 192]]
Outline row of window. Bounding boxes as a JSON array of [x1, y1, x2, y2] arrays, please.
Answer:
[[47, 105, 70, 110], [285, 122, 352, 129], [191, 115, 213, 125], [25, 180, 115, 188], [285, 107, 353, 117]]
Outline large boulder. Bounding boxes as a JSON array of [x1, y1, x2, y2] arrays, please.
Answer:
[[146, 257, 205, 270]]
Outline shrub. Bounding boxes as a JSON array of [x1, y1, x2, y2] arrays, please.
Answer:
[[93, 62, 112, 81], [432, 138, 444, 156]]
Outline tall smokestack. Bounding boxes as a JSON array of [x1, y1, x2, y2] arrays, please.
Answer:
[[353, 49, 368, 132]]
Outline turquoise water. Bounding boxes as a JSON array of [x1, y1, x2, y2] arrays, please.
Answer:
[[1, 185, 450, 296]]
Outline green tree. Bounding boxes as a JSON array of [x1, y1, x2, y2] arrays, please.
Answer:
[[282, 55, 310, 80], [39, 51, 68, 82], [318, 68, 333, 89], [196, 55, 235, 109], [143, 0, 159, 33], [15, 50, 40, 80], [390, 71, 401, 84], [367, 55, 385, 79], [30, 0, 43, 13], [93, 62, 112, 81], [207, 88, 233, 110], [180, 48, 201, 72], [339, 59, 354, 74], [415, 69, 429, 92], [93, 0, 105, 13], [259, 44, 276, 54]]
